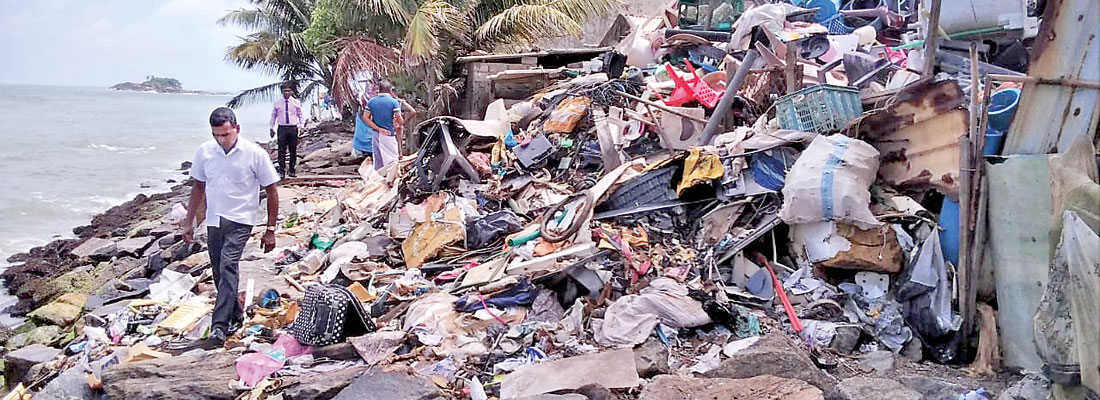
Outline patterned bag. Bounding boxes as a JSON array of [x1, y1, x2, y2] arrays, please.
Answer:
[[290, 284, 375, 346]]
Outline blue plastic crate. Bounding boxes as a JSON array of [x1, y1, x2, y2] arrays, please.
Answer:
[[774, 84, 862, 134]]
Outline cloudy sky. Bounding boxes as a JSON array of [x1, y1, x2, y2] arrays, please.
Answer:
[[0, 0, 275, 91]]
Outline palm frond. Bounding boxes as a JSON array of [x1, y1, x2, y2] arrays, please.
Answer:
[[225, 33, 288, 75], [329, 0, 411, 25], [468, 0, 526, 27], [545, 0, 620, 23], [428, 79, 462, 116], [475, 4, 581, 46], [262, 0, 315, 30], [403, 0, 468, 70], [226, 81, 287, 108], [331, 37, 401, 107], [217, 8, 282, 32], [299, 79, 325, 102]]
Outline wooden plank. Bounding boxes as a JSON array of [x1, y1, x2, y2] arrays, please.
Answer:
[[1003, 0, 1100, 154], [921, 0, 944, 77]]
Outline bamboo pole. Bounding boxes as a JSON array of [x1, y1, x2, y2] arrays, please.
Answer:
[[614, 91, 709, 123], [921, 0, 944, 77]]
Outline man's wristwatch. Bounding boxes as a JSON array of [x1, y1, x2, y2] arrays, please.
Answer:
[[266, 226, 276, 232]]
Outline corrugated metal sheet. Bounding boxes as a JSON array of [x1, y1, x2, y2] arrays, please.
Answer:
[[1003, 0, 1100, 154]]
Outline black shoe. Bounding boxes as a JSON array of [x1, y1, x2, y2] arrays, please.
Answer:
[[228, 318, 244, 334], [288, 170, 297, 178], [209, 327, 227, 345]]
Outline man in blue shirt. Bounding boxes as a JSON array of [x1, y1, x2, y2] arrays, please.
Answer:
[[363, 80, 404, 170]]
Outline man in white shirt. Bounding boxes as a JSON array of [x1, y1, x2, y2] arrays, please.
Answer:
[[270, 84, 304, 177], [184, 107, 281, 344]]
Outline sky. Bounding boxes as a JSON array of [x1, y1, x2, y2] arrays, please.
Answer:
[[0, 0, 275, 92]]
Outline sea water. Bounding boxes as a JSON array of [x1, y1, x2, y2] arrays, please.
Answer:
[[0, 84, 280, 321]]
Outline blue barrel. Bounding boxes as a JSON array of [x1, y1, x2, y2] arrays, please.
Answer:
[[940, 127, 1005, 265], [987, 88, 1021, 134], [793, 0, 839, 23], [939, 198, 960, 265]]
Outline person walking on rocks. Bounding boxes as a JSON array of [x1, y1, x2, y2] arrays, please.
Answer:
[[183, 107, 281, 345], [270, 83, 304, 177], [363, 80, 405, 170]]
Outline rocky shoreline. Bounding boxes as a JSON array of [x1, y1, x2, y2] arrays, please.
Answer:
[[1, 120, 352, 326]]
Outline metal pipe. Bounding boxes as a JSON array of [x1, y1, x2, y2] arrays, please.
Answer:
[[664, 28, 732, 42], [701, 49, 760, 145], [987, 74, 1100, 89]]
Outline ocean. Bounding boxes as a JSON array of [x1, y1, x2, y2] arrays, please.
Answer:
[[0, 84, 277, 320]]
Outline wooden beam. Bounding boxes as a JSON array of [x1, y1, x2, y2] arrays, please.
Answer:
[[614, 91, 709, 123], [785, 44, 799, 94], [921, 0, 944, 77], [958, 42, 979, 350]]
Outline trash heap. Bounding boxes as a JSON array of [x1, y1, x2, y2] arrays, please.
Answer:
[[7, 0, 1099, 399]]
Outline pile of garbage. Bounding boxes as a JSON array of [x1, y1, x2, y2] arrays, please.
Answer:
[[6, 0, 1099, 399]]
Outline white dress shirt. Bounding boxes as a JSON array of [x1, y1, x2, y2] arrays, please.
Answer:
[[190, 138, 280, 227]]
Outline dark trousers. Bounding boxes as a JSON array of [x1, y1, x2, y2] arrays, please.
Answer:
[[207, 217, 252, 332], [277, 125, 299, 174]]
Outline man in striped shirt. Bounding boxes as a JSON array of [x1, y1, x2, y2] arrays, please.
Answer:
[[270, 84, 303, 178]]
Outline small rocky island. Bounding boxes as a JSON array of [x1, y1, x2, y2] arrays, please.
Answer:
[[110, 76, 228, 95]]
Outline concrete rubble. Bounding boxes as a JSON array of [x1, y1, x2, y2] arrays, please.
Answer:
[[2, 0, 1098, 399]]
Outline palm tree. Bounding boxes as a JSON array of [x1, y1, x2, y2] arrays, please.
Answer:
[[327, 0, 620, 107], [222, 0, 620, 109], [219, 0, 329, 108]]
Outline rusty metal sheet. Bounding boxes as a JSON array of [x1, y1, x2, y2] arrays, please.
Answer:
[[860, 80, 966, 197], [859, 79, 967, 137], [875, 110, 966, 198], [1003, 0, 1100, 154]]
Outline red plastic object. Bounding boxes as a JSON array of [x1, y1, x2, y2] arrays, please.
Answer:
[[755, 253, 803, 333], [661, 64, 696, 107], [662, 60, 722, 109]]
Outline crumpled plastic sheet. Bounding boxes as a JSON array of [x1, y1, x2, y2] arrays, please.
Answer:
[[235, 335, 312, 387], [454, 278, 538, 313], [595, 278, 712, 347], [842, 286, 912, 354], [466, 210, 523, 250], [1035, 211, 1100, 391], [896, 230, 961, 362]]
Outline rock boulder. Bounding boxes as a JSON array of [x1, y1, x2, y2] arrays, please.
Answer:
[[702, 332, 837, 395], [4, 344, 61, 386], [29, 293, 88, 327], [639, 375, 824, 400], [331, 370, 444, 400], [835, 377, 921, 400], [71, 238, 117, 260], [283, 366, 366, 400], [115, 236, 155, 256], [102, 352, 238, 400]]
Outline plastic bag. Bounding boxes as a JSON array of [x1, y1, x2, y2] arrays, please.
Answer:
[[466, 210, 523, 250], [778, 135, 881, 229], [1034, 211, 1100, 389], [542, 96, 591, 133]]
